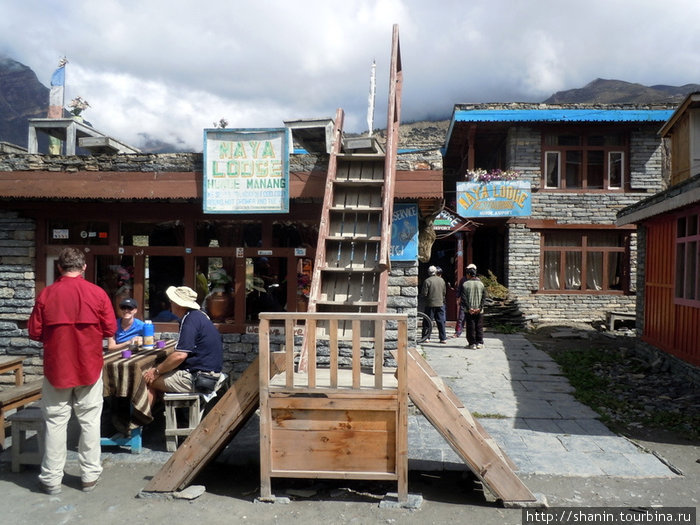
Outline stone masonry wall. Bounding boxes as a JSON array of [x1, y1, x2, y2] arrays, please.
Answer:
[[0, 210, 43, 386], [502, 125, 661, 324]]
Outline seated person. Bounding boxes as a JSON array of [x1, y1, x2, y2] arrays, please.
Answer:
[[151, 292, 181, 322], [107, 298, 144, 351], [143, 286, 223, 406]]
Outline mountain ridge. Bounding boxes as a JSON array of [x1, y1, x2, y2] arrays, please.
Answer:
[[1, 57, 698, 153]]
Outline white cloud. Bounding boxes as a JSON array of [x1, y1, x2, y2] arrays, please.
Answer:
[[1, 0, 699, 151]]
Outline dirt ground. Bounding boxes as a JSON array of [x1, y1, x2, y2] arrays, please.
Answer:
[[1, 324, 698, 524]]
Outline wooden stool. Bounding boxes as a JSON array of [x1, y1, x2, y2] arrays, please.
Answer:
[[7, 406, 44, 472], [163, 393, 202, 452]]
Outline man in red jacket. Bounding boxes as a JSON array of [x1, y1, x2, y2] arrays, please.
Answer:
[[28, 247, 116, 495]]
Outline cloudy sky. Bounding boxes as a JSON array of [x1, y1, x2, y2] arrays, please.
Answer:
[[1, 0, 699, 152]]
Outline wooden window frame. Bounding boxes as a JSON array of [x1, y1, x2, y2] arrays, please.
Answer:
[[542, 129, 629, 191], [674, 209, 700, 308], [539, 229, 629, 294]]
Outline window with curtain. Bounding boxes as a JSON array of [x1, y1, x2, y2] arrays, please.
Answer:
[[542, 230, 627, 292], [675, 211, 700, 306], [543, 130, 627, 190]]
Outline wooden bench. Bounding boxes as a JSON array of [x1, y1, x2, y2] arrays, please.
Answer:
[[0, 379, 43, 449], [0, 355, 25, 387]]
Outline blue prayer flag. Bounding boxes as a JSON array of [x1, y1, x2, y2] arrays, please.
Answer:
[[50, 66, 65, 87]]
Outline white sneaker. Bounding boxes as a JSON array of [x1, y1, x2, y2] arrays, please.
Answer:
[[476, 343, 484, 349], [466, 344, 474, 349]]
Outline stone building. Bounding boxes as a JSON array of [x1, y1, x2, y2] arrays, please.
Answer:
[[0, 123, 442, 385], [438, 102, 677, 325]]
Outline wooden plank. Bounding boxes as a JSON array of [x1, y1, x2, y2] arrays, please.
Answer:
[[270, 427, 396, 473], [142, 351, 285, 493], [398, 347, 536, 503], [270, 408, 397, 431], [329, 319, 338, 388]]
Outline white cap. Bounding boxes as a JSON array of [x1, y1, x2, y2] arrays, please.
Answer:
[[467, 263, 477, 270], [428, 265, 437, 275]]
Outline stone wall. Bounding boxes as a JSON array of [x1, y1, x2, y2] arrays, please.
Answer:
[[0, 210, 42, 386], [501, 125, 662, 324]]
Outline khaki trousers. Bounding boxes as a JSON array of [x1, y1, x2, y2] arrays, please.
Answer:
[[39, 375, 104, 486]]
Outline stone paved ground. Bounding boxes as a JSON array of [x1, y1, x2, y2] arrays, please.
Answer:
[[412, 333, 677, 478]]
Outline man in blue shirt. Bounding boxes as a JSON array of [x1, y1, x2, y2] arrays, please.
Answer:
[[143, 286, 222, 406]]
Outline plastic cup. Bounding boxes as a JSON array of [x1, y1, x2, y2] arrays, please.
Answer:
[[121, 349, 132, 359], [156, 340, 166, 349]]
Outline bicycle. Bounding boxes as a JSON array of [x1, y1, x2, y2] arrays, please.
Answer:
[[416, 311, 434, 344]]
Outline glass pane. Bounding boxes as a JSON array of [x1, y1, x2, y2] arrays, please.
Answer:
[[558, 134, 580, 146], [675, 243, 685, 297], [586, 251, 603, 290], [543, 251, 561, 290], [146, 256, 184, 321], [121, 221, 185, 247], [245, 257, 287, 322], [609, 152, 623, 188], [565, 151, 582, 188], [95, 255, 135, 316], [587, 151, 604, 188], [686, 241, 697, 300], [565, 251, 582, 290], [198, 256, 236, 322], [587, 231, 623, 247], [545, 152, 560, 187], [607, 252, 623, 290], [587, 135, 605, 146], [688, 215, 698, 237], [677, 217, 686, 237], [47, 220, 109, 245], [545, 232, 582, 247]]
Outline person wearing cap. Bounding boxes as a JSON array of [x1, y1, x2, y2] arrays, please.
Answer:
[[460, 265, 486, 349], [106, 297, 145, 351], [453, 264, 477, 338], [420, 265, 447, 343], [142, 285, 223, 406]]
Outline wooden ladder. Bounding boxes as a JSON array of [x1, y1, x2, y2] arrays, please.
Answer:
[[300, 25, 402, 369]]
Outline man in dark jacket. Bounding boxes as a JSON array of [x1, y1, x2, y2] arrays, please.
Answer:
[[421, 265, 447, 343], [460, 266, 485, 349]]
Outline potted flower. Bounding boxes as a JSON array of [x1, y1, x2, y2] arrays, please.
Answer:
[[68, 96, 90, 121], [465, 168, 520, 182], [204, 267, 233, 322]]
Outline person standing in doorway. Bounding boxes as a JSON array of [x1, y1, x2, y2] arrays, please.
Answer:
[[460, 265, 485, 349], [421, 265, 447, 343], [28, 247, 116, 495]]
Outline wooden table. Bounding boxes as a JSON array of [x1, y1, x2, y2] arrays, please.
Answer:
[[0, 356, 25, 387], [101, 341, 175, 452]]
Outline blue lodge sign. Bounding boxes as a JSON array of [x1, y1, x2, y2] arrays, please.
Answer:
[[456, 180, 531, 218]]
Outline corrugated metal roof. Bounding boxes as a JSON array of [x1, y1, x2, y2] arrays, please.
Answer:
[[0, 170, 443, 201], [453, 108, 675, 123]]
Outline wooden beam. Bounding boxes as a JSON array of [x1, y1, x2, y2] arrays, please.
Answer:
[[142, 352, 285, 493]]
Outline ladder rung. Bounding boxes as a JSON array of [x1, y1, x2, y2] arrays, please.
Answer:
[[337, 153, 385, 160], [334, 179, 384, 186], [328, 235, 381, 241], [329, 206, 384, 212], [315, 300, 380, 306], [321, 267, 379, 273]]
